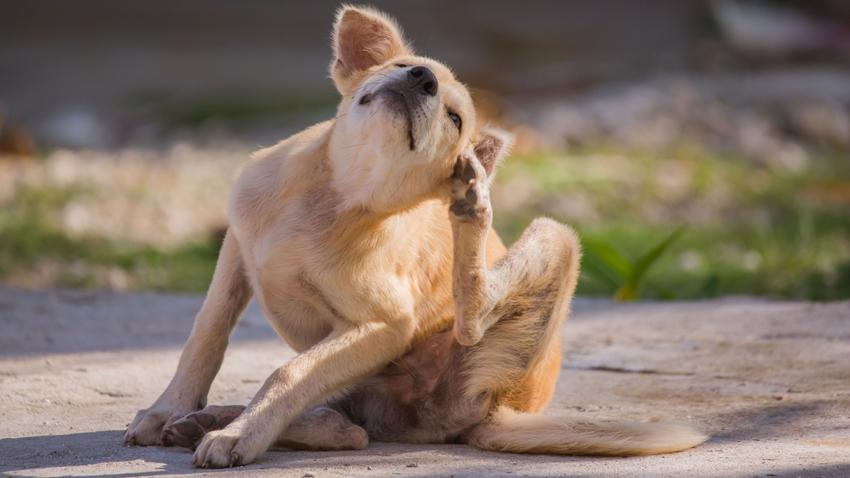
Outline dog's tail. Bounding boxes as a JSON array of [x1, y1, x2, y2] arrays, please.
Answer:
[[466, 406, 707, 456]]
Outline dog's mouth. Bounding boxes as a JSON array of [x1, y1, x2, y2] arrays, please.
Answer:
[[362, 88, 421, 151]]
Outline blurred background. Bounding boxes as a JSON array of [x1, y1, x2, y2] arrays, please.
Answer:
[[1, 0, 848, 300]]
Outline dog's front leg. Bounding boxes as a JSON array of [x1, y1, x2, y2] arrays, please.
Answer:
[[125, 230, 252, 446], [192, 316, 414, 468]]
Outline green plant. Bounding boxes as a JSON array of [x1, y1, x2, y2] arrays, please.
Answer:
[[581, 227, 685, 301], [0, 184, 221, 291]]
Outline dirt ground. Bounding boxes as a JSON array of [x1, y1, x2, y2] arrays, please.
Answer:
[[0, 286, 848, 477]]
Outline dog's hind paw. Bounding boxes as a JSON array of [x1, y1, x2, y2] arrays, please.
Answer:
[[161, 405, 245, 450], [125, 403, 198, 446]]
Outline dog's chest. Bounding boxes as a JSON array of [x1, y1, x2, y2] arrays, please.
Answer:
[[244, 233, 339, 348], [233, 178, 454, 350], [245, 225, 418, 348]]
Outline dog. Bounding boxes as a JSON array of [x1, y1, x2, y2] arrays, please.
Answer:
[[124, 6, 706, 467]]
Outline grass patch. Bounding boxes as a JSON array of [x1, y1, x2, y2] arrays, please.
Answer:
[[493, 144, 850, 300], [0, 185, 220, 292], [2, 141, 848, 300]]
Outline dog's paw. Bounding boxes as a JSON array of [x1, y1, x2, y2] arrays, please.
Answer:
[[192, 425, 263, 468], [450, 154, 492, 224], [162, 405, 245, 450], [124, 403, 198, 446]]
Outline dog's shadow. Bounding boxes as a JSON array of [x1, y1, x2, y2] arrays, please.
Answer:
[[3, 398, 847, 478], [0, 430, 595, 477]]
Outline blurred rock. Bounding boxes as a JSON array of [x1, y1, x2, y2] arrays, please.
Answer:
[[788, 100, 850, 147], [712, 0, 832, 57], [510, 68, 850, 170], [42, 109, 108, 149]]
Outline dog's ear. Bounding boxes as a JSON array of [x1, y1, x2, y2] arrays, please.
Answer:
[[474, 127, 514, 177], [330, 6, 411, 94]]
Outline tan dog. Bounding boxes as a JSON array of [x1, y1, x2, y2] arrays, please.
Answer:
[[124, 6, 706, 467]]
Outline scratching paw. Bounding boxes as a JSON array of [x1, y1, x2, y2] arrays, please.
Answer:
[[450, 154, 492, 224]]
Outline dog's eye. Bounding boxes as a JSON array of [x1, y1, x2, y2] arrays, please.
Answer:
[[448, 111, 462, 131], [395, 63, 409, 68]]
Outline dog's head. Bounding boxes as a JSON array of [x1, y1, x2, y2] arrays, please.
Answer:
[[327, 6, 511, 211]]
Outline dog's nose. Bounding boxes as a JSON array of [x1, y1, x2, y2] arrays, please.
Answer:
[[408, 66, 438, 96]]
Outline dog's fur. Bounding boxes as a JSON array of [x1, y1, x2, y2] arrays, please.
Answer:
[[124, 6, 706, 467]]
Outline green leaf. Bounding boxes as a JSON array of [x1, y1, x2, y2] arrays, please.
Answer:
[[582, 237, 632, 279], [616, 227, 685, 302], [698, 274, 720, 297], [631, 227, 685, 284], [581, 248, 623, 289]]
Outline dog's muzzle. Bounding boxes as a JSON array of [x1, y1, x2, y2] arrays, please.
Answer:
[[360, 66, 438, 151]]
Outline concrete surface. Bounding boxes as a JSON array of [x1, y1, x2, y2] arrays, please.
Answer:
[[0, 286, 848, 477]]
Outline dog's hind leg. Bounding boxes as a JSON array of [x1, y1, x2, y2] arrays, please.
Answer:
[[449, 151, 580, 358], [162, 405, 246, 450], [452, 217, 705, 455], [452, 212, 582, 412], [449, 153, 705, 455], [275, 406, 369, 451], [162, 405, 368, 451], [322, 213, 580, 444]]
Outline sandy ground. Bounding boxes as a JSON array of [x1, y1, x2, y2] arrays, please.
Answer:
[[0, 286, 848, 477]]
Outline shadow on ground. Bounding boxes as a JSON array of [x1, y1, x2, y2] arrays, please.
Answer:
[[1, 430, 608, 478]]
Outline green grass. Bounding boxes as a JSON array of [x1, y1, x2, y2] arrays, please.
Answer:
[[582, 226, 686, 301], [2, 142, 848, 300], [0, 185, 220, 292], [493, 144, 850, 300], [567, 221, 850, 301]]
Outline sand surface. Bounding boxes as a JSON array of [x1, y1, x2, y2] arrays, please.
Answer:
[[1, 286, 848, 477]]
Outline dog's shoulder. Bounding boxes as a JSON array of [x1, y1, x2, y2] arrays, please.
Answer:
[[229, 120, 334, 231], [251, 120, 333, 168]]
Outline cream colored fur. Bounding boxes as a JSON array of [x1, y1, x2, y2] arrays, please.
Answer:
[[469, 407, 708, 456], [124, 6, 706, 467]]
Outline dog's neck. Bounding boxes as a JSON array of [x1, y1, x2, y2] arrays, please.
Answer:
[[326, 129, 449, 216], [316, 192, 443, 261]]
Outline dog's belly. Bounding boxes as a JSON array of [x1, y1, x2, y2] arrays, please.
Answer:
[[334, 330, 492, 443]]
